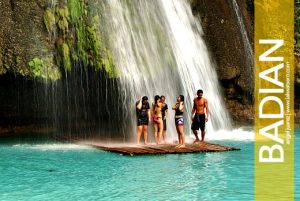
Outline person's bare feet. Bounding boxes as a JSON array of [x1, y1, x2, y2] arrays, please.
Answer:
[[178, 144, 185, 148], [193, 139, 200, 144], [199, 141, 205, 146], [175, 144, 180, 148]]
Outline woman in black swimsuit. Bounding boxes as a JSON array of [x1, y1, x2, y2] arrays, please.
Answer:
[[172, 95, 185, 148]]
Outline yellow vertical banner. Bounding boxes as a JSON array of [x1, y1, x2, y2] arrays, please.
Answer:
[[255, 0, 294, 200]]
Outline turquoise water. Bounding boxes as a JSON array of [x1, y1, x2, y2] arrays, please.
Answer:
[[0, 129, 299, 201]]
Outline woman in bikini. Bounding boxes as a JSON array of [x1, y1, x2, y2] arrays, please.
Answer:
[[152, 95, 164, 144], [172, 95, 185, 148]]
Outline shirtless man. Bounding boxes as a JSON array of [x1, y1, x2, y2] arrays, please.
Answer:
[[191, 89, 209, 143]]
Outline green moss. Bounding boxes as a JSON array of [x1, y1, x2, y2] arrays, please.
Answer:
[[42, 0, 119, 78], [68, 39, 78, 62], [101, 50, 120, 78], [75, 25, 89, 66], [61, 43, 71, 70], [86, 24, 101, 67], [0, 67, 7, 75], [28, 57, 61, 80], [44, 8, 55, 33], [28, 57, 44, 77], [16, 56, 22, 66], [40, 57, 61, 81], [55, 6, 69, 33], [67, 0, 84, 22], [56, 42, 71, 71]]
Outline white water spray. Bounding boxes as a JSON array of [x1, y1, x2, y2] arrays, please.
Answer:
[[232, 0, 254, 88]]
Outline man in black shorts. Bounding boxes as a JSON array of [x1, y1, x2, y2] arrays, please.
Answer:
[[161, 95, 168, 143], [136, 96, 150, 144], [191, 90, 209, 143]]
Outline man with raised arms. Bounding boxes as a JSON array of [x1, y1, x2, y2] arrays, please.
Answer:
[[191, 89, 209, 144]]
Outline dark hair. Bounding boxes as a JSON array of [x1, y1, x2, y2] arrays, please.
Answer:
[[142, 96, 148, 101], [161, 95, 165, 99], [179, 95, 184, 102], [197, 89, 203, 94], [154, 95, 160, 104]]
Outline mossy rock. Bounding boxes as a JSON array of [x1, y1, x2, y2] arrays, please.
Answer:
[[28, 57, 61, 80], [55, 6, 69, 33], [56, 42, 72, 71], [28, 57, 44, 77], [44, 8, 55, 33], [67, 0, 84, 22], [61, 43, 71, 70], [40, 57, 61, 81], [0, 68, 7, 75], [101, 50, 120, 78], [40, 0, 119, 78]]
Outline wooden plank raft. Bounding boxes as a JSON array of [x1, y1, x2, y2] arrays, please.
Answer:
[[86, 142, 240, 155]]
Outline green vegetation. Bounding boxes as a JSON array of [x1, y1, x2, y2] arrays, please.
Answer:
[[28, 57, 44, 77], [41, 0, 119, 79], [6, 0, 120, 80], [0, 67, 7, 75], [55, 6, 69, 34], [67, 0, 84, 22], [28, 57, 61, 80], [40, 57, 61, 81], [102, 49, 120, 77], [44, 9, 55, 33], [57, 43, 71, 71]]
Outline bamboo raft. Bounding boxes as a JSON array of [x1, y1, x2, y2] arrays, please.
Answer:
[[86, 142, 240, 155]]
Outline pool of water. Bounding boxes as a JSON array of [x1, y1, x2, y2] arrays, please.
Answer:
[[0, 129, 299, 201]]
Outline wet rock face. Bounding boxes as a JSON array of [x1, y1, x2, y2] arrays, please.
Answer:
[[191, 0, 242, 80], [190, 0, 255, 125], [0, 0, 52, 76], [226, 99, 254, 125], [1, 0, 254, 84], [191, 0, 300, 125], [0, 0, 118, 80], [190, 0, 254, 102]]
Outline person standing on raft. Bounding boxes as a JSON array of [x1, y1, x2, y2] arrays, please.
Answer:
[[152, 95, 164, 144], [136, 96, 151, 145], [172, 95, 185, 148], [191, 89, 209, 144], [161, 95, 168, 144]]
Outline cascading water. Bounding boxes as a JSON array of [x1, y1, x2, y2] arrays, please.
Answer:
[[232, 0, 254, 93], [0, 0, 256, 142], [100, 0, 232, 141]]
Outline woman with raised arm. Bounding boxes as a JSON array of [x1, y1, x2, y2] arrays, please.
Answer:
[[136, 96, 150, 145], [172, 95, 185, 148]]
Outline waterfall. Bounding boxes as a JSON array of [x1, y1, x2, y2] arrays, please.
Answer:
[[100, 0, 232, 141], [232, 0, 254, 92]]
